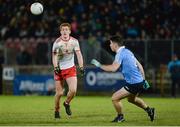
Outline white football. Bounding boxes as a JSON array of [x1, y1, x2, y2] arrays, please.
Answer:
[[30, 2, 43, 15]]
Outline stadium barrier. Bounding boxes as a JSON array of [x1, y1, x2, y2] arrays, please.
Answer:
[[2, 65, 172, 96]]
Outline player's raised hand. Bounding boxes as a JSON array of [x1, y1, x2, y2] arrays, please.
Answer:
[[91, 59, 101, 67]]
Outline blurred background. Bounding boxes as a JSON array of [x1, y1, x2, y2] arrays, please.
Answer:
[[0, 0, 180, 97]]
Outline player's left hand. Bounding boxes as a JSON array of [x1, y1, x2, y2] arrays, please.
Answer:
[[143, 80, 150, 90]]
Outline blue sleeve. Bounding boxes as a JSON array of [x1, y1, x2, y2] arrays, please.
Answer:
[[168, 62, 172, 71], [114, 52, 123, 65]]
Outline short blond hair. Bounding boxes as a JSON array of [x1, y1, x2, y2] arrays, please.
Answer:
[[59, 23, 71, 30]]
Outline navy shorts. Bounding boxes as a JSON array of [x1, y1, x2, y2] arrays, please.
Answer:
[[123, 81, 145, 95]]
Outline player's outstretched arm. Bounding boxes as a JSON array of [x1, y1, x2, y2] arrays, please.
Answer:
[[91, 59, 120, 72]]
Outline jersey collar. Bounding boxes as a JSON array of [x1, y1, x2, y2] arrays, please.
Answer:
[[116, 46, 125, 53]]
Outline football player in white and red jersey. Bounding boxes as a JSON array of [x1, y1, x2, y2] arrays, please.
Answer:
[[52, 23, 84, 119]]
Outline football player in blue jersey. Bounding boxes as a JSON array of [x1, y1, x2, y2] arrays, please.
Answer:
[[91, 35, 155, 122]]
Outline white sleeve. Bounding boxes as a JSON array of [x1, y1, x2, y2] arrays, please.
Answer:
[[52, 40, 59, 53], [74, 40, 80, 51]]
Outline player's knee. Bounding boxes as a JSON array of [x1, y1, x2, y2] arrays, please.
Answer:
[[69, 89, 76, 96], [111, 95, 118, 101], [56, 91, 63, 97]]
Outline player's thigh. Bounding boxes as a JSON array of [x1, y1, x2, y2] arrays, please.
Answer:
[[127, 93, 139, 102], [66, 76, 77, 92], [112, 87, 131, 101], [55, 80, 64, 93]]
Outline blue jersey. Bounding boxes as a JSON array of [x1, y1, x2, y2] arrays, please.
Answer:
[[168, 60, 180, 78], [115, 47, 143, 84], [168, 60, 180, 72]]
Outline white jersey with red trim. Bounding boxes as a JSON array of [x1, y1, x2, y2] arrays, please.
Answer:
[[52, 36, 80, 70]]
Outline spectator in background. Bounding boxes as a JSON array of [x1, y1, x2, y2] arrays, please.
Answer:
[[16, 45, 32, 65], [35, 42, 48, 65], [168, 54, 180, 97], [1, 0, 180, 40]]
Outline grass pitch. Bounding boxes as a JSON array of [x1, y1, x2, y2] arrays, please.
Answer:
[[0, 95, 180, 126]]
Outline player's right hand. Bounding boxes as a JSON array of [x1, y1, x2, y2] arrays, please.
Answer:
[[54, 66, 61, 74], [79, 67, 85, 76], [91, 59, 101, 67]]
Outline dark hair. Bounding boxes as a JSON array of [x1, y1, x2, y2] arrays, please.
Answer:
[[109, 35, 124, 46]]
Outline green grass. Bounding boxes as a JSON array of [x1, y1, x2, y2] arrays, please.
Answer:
[[0, 95, 180, 126]]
